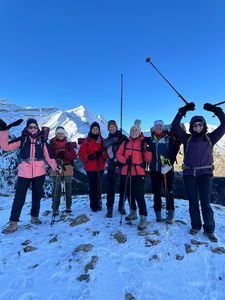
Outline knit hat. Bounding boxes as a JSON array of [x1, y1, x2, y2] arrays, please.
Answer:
[[90, 121, 100, 131], [130, 119, 141, 135], [55, 126, 66, 135], [108, 120, 118, 131], [154, 120, 164, 129], [26, 118, 38, 128]]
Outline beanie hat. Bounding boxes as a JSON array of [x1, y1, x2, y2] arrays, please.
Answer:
[[154, 120, 164, 129], [55, 126, 66, 136], [130, 119, 141, 135], [108, 120, 118, 131], [90, 121, 100, 131], [26, 118, 38, 128]]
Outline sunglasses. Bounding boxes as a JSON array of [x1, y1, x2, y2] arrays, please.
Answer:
[[56, 126, 65, 130], [193, 122, 204, 128], [28, 125, 38, 130]]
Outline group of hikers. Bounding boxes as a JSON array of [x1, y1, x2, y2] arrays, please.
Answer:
[[0, 101, 225, 243]]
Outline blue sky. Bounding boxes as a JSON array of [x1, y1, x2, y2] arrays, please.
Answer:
[[1, 0, 225, 133]]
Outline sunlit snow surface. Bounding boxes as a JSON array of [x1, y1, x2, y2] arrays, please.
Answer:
[[0, 193, 225, 300]]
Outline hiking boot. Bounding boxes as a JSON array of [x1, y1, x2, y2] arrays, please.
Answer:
[[118, 207, 126, 215], [91, 208, 98, 213], [203, 232, 218, 242], [189, 228, 200, 236], [138, 215, 147, 230], [106, 206, 113, 218], [31, 216, 42, 225], [2, 221, 18, 234], [156, 211, 163, 222], [166, 210, 174, 224], [98, 206, 102, 211], [53, 211, 59, 217], [125, 210, 137, 221], [65, 207, 72, 213]]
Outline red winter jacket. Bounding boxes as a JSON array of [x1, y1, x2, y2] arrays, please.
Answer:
[[116, 133, 152, 176], [78, 135, 108, 171], [50, 138, 77, 164]]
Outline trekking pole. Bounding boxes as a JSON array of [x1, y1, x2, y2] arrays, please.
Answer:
[[96, 157, 102, 209], [163, 174, 168, 235], [61, 169, 66, 215], [214, 101, 225, 106], [146, 57, 188, 105], [51, 171, 60, 226], [120, 73, 123, 130], [129, 167, 132, 227], [120, 170, 129, 225]]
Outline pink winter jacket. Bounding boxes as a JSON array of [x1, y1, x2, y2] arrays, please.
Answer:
[[0, 130, 57, 178]]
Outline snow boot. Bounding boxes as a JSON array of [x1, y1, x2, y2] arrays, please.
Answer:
[[118, 207, 126, 215], [203, 232, 218, 242], [65, 207, 72, 213], [189, 228, 200, 236], [138, 215, 147, 230], [2, 221, 18, 234], [166, 210, 174, 224], [125, 210, 137, 221], [31, 216, 42, 225], [106, 206, 113, 218], [155, 211, 163, 222]]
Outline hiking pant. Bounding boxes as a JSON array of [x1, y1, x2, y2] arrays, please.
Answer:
[[183, 174, 215, 233], [151, 170, 174, 212], [106, 169, 125, 209], [52, 175, 72, 212], [86, 170, 103, 210], [10, 175, 45, 222], [120, 175, 147, 216]]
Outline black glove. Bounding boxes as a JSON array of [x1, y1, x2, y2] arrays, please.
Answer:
[[146, 142, 154, 152], [7, 119, 23, 130], [0, 118, 23, 131], [178, 102, 195, 116], [126, 155, 132, 166], [0, 119, 7, 131], [95, 150, 103, 158], [57, 151, 65, 159], [203, 103, 222, 115], [87, 153, 95, 160]]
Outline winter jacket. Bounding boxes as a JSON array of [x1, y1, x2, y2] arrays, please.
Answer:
[[146, 131, 177, 172], [172, 111, 225, 176], [116, 133, 152, 176], [103, 130, 128, 170], [0, 129, 57, 178], [78, 135, 108, 171], [50, 138, 77, 176]]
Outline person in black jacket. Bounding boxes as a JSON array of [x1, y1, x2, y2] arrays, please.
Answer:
[[103, 120, 127, 217]]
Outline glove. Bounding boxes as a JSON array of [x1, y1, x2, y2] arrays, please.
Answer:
[[178, 102, 195, 116], [203, 103, 222, 115], [126, 155, 132, 167], [57, 158, 64, 169], [86, 153, 95, 160], [0, 119, 7, 131], [146, 142, 154, 152], [161, 164, 173, 174], [57, 151, 65, 159], [0, 119, 23, 131], [95, 150, 103, 158]]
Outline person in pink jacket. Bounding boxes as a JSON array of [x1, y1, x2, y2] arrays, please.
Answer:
[[0, 118, 59, 234]]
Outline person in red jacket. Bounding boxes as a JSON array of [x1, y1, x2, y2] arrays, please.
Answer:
[[78, 122, 108, 212], [50, 126, 77, 215], [116, 119, 152, 230], [1, 118, 59, 234]]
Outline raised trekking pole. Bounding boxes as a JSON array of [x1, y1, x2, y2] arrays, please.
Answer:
[[146, 57, 189, 105], [96, 156, 102, 210], [211, 101, 225, 118], [120, 73, 123, 130]]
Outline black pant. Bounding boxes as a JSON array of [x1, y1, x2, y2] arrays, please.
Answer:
[[10, 175, 45, 222], [120, 175, 147, 216], [106, 169, 125, 209], [183, 174, 215, 233], [151, 170, 174, 212], [86, 170, 103, 210]]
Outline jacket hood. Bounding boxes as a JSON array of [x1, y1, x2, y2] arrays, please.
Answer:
[[190, 115, 206, 125], [189, 116, 207, 135]]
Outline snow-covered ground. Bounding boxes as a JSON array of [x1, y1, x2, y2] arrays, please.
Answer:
[[0, 193, 225, 300]]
